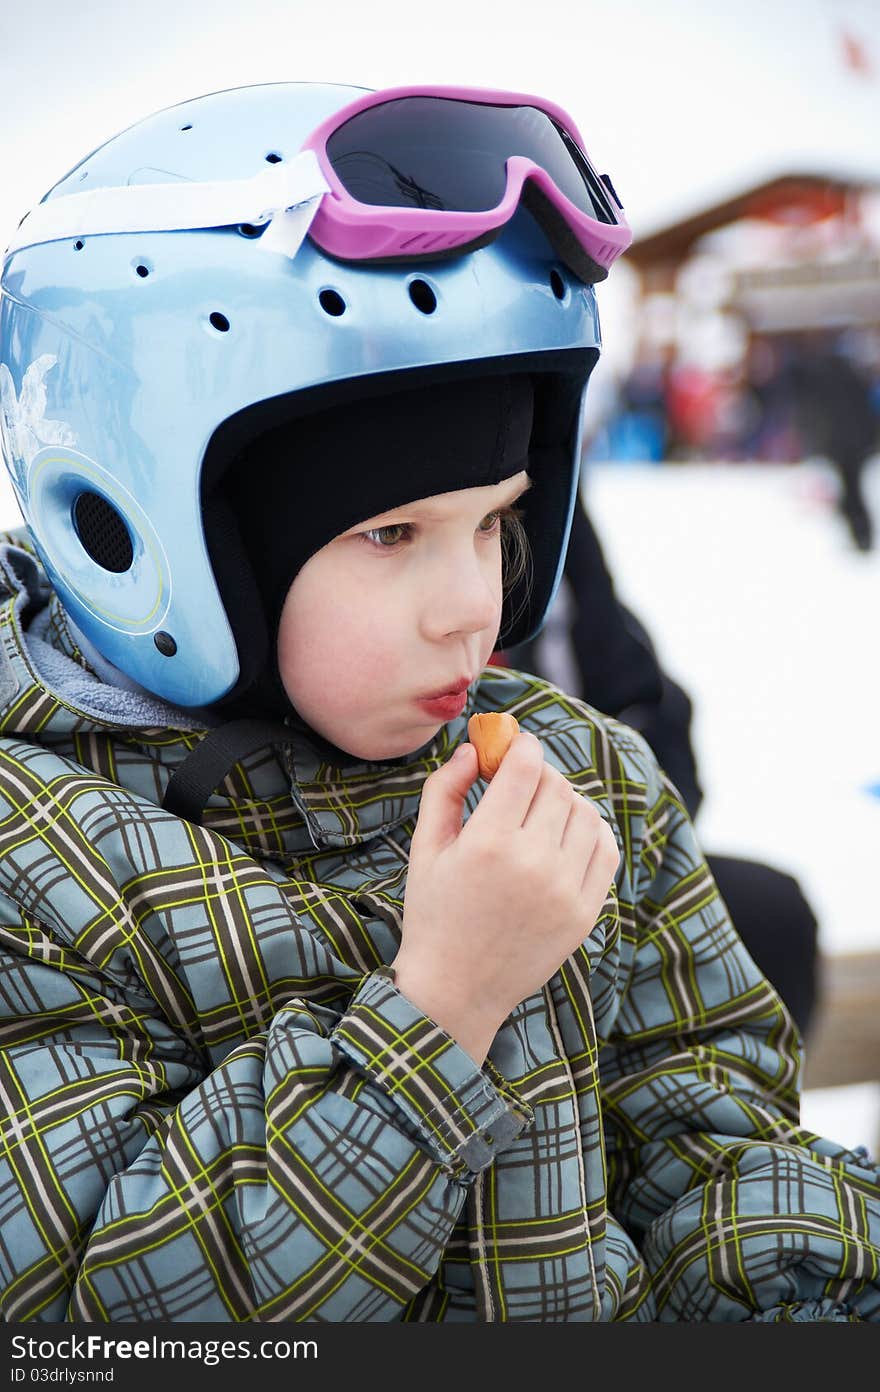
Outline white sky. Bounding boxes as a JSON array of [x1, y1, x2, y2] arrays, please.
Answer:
[[1, 0, 878, 254]]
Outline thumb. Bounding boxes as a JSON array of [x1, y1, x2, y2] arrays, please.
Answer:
[[414, 743, 478, 852]]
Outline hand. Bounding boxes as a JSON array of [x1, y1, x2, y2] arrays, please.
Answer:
[[393, 732, 619, 1064]]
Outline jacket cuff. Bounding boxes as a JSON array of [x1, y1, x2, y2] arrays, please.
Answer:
[[332, 969, 534, 1179], [746, 1299, 863, 1322]]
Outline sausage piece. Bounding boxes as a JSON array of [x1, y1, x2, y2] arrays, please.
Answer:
[[467, 712, 520, 781]]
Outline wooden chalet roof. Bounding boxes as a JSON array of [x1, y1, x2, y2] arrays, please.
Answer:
[[625, 172, 878, 272]]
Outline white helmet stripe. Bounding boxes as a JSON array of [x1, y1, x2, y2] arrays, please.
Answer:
[[4, 150, 330, 260]]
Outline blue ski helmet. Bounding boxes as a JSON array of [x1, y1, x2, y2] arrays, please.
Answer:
[[0, 81, 604, 708]]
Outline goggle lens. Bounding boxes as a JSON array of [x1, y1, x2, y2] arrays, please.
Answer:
[[325, 97, 617, 224]]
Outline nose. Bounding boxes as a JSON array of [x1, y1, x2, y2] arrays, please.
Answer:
[[420, 543, 500, 641]]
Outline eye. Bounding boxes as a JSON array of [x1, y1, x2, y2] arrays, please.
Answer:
[[478, 510, 503, 534], [362, 522, 411, 548]]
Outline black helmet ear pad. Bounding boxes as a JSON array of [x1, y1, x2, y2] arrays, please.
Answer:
[[499, 356, 598, 649], [200, 487, 271, 706]]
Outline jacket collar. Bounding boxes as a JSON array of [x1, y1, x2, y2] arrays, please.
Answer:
[[278, 705, 473, 851]]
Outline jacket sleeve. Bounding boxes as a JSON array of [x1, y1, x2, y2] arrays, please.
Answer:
[[0, 920, 532, 1323], [597, 720, 880, 1323]]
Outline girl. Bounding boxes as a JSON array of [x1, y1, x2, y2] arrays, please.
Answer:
[[0, 80, 878, 1324]]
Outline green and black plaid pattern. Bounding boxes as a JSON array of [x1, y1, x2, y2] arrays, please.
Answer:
[[0, 538, 878, 1323]]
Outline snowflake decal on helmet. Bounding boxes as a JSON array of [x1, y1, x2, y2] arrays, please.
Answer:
[[0, 354, 77, 495]]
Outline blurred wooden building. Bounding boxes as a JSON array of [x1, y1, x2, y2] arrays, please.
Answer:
[[624, 170, 880, 353]]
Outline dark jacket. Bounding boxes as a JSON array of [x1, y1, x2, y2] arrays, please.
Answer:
[[509, 499, 703, 816]]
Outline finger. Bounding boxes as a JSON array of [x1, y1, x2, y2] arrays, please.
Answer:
[[520, 764, 577, 847], [555, 794, 603, 884], [414, 743, 479, 853], [579, 818, 620, 900], [471, 732, 546, 830]]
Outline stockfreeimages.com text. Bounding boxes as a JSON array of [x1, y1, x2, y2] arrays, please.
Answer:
[[10, 1336, 317, 1367]]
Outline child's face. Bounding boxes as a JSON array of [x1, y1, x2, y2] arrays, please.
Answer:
[[276, 471, 531, 760]]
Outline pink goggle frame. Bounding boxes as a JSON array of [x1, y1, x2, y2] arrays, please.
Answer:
[[300, 84, 633, 283]]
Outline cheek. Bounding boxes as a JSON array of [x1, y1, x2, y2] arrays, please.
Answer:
[[277, 569, 403, 710]]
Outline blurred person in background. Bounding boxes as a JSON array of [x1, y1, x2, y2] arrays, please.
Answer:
[[611, 345, 671, 463], [740, 337, 805, 463], [778, 332, 878, 552], [664, 359, 724, 460], [500, 495, 820, 1039]]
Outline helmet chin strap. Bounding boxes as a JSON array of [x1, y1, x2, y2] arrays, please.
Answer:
[[160, 707, 425, 824], [161, 717, 293, 822]]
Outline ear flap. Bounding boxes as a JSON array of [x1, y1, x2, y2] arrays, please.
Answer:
[[201, 486, 270, 704], [499, 362, 596, 649]]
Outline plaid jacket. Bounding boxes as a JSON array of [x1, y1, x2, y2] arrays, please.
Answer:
[[0, 535, 878, 1324]]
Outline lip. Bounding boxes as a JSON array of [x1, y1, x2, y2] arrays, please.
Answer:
[[415, 676, 473, 722], [416, 691, 469, 720], [419, 676, 473, 701]]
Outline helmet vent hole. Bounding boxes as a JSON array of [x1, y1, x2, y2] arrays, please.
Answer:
[[73, 492, 134, 573], [265, 152, 282, 164], [73, 240, 85, 251], [319, 289, 346, 317], [238, 223, 263, 238], [408, 279, 437, 314], [180, 124, 193, 132], [550, 269, 566, 300], [135, 264, 150, 278], [209, 311, 231, 333]]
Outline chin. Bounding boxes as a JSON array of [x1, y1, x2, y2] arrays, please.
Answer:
[[348, 721, 444, 764]]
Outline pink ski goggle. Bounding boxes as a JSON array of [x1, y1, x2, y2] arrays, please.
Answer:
[[301, 85, 633, 284]]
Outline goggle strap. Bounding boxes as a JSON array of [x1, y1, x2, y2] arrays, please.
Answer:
[[519, 182, 609, 285], [4, 150, 330, 260], [600, 173, 624, 210]]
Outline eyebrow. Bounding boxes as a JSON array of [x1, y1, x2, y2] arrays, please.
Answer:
[[353, 473, 533, 529]]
